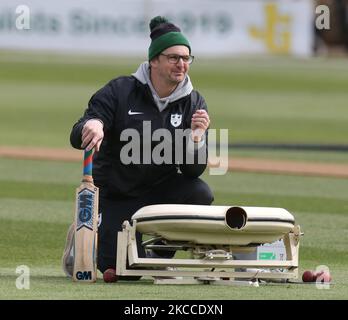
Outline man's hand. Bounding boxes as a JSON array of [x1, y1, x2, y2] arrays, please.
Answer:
[[191, 109, 210, 142], [81, 119, 104, 152]]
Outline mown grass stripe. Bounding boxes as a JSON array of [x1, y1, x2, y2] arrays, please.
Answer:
[[0, 180, 75, 201], [214, 192, 348, 215], [0, 219, 69, 267], [1, 180, 348, 215], [300, 246, 348, 266]]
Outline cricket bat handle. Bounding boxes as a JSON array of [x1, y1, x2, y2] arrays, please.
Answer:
[[83, 149, 94, 183]]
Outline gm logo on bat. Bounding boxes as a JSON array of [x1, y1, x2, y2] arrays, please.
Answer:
[[77, 189, 95, 231], [75, 271, 93, 281]]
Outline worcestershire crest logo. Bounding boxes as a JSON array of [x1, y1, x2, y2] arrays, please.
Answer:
[[170, 113, 182, 127], [77, 189, 95, 231]]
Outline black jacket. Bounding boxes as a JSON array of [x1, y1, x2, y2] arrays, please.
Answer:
[[70, 76, 208, 198]]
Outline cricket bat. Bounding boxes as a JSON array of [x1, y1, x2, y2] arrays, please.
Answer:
[[73, 149, 99, 282]]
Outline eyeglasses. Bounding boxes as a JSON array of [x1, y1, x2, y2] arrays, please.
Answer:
[[160, 53, 194, 65]]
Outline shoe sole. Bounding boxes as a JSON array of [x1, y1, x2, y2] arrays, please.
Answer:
[[62, 223, 75, 277]]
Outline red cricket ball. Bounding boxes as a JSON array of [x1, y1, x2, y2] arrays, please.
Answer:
[[103, 268, 118, 283], [314, 271, 332, 283], [302, 270, 316, 282]]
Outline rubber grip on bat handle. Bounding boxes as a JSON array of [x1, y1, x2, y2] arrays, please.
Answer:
[[83, 149, 93, 177]]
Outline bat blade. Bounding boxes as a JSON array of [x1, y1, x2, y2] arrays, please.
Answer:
[[73, 150, 98, 282]]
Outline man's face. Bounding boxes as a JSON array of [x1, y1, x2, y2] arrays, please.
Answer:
[[151, 45, 190, 85]]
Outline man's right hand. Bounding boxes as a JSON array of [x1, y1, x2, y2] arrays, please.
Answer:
[[81, 119, 104, 152]]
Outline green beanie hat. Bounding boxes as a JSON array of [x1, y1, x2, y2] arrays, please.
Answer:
[[148, 16, 191, 61]]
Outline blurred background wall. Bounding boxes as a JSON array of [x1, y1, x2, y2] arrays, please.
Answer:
[[3, 0, 345, 57]]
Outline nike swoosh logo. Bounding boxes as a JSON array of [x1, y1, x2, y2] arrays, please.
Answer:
[[128, 110, 144, 115]]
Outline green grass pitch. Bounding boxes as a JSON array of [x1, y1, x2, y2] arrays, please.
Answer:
[[0, 158, 347, 299], [1, 51, 348, 148], [0, 51, 348, 299]]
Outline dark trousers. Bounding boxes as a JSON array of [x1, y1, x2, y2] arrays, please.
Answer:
[[97, 173, 214, 273]]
